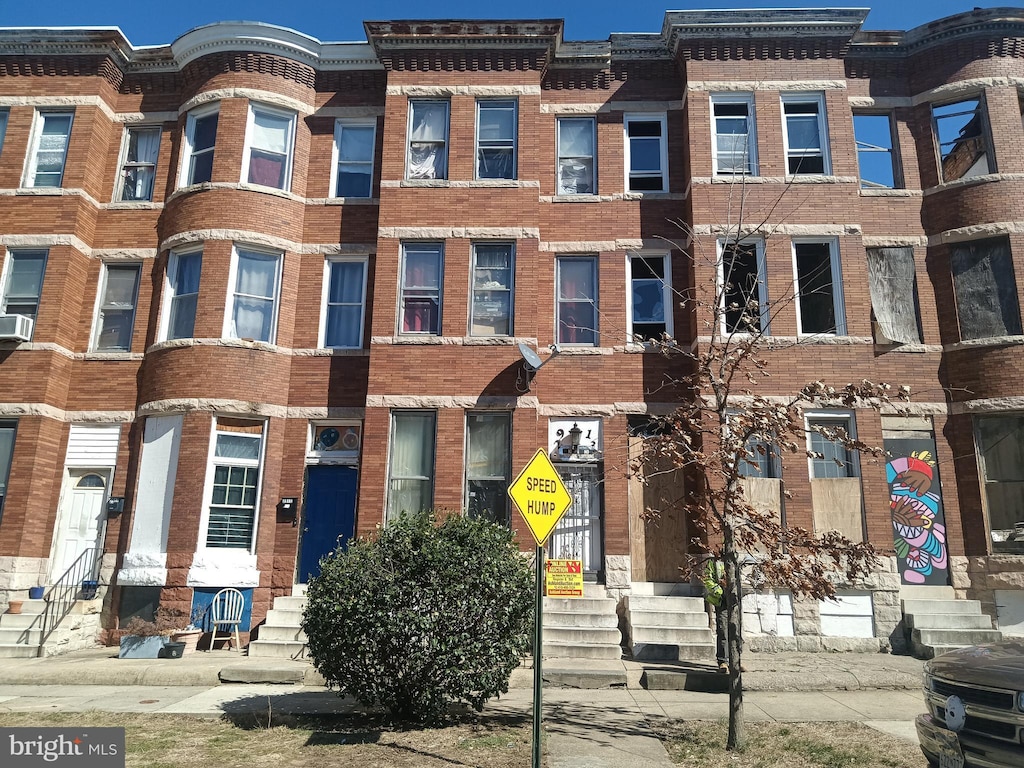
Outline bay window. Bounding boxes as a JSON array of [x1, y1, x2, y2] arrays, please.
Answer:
[[117, 126, 161, 201], [25, 111, 73, 188], [181, 106, 218, 186], [242, 104, 295, 190], [226, 247, 282, 343], [164, 249, 202, 341]]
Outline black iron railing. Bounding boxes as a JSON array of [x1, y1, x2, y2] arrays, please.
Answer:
[[37, 547, 101, 656]]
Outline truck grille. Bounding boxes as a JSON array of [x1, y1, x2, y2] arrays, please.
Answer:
[[932, 679, 1015, 711]]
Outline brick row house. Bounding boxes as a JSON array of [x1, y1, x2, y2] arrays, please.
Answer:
[[1, 7, 1023, 656]]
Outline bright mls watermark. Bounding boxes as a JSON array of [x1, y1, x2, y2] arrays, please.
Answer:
[[1, 728, 124, 767]]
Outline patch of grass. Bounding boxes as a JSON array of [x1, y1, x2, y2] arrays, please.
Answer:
[[660, 721, 928, 768]]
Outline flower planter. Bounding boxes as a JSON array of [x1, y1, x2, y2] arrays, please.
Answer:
[[6, 600, 23, 615], [118, 635, 167, 659], [160, 642, 185, 659], [28, 586, 45, 600], [170, 629, 203, 655]]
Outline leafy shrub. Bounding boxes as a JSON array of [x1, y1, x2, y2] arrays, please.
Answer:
[[302, 510, 534, 723]]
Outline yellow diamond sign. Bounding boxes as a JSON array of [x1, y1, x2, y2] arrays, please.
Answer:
[[508, 448, 573, 547]]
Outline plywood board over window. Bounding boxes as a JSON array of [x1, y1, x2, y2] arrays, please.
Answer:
[[627, 429, 688, 583], [951, 236, 1022, 340], [810, 477, 863, 542], [866, 246, 921, 344]]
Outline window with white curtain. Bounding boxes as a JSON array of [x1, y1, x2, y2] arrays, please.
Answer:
[[117, 126, 161, 201], [93, 263, 141, 352], [471, 243, 513, 336], [407, 101, 449, 180], [226, 248, 282, 343], [557, 256, 598, 345], [204, 418, 265, 550], [465, 412, 511, 526], [181, 106, 218, 186], [242, 104, 295, 190], [321, 258, 366, 348], [1, 249, 48, 335], [388, 411, 436, 521], [164, 249, 202, 341], [332, 120, 376, 197], [24, 111, 73, 188], [476, 100, 517, 180], [400, 243, 442, 334], [557, 117, 596, 194], [712, 94, 757, 175], [0, 420, 14, 521]]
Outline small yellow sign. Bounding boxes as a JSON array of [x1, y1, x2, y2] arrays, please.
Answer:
[[508, 448, 573, 547], [546, 559, 584, 597]]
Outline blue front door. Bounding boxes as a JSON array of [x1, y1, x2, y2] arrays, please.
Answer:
[[299, 465, 357, 582]]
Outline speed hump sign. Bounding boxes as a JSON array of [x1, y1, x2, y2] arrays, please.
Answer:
[[507, 448, 573, 546]]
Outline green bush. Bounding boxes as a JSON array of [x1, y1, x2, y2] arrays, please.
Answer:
[[302, 509, 535, 723]]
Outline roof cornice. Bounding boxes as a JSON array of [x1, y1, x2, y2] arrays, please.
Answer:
[[850, 7, 1024, 57]]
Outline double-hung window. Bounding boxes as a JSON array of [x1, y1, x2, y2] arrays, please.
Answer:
[[117, 126, 161, 201], [400, 243, 442, 335], [720, 239, 768, 335], [92, 263, 141, 352], [0, 109, 9, 156], [465, 412, 511, 527], [557, 117, 596, 195], [242, 104, 295, 190], [807, 415, 857, 478], [476, 100, 517, 180], [332, 119, 376, 197], [1, 249, 47, 336], [711, 94, 757, 175], [627, 253, 672, 342], [388, 410, 436, 521], [793, 240, 845, 335], [976, 414, 1024, 551], [471, 243, 513, 336], [25, 111, 73, 188], [321, 258, 367, 348], [163, 249, 202, 341], [0, 420, 14, 521], [181, 106, 218, 186], [933, 97, 991, 182], [781, 93, 829, 175], [624, 114, 668, 192], [407, 100, 449, 180], [853, 113, 898, 189], [227, 247, 282, 343], [557, 256, 598, 346], [205, 418, 265, 550]]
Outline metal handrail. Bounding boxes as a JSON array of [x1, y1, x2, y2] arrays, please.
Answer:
[[37, 547, 101, 656]]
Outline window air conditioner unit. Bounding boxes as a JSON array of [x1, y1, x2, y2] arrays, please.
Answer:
[[0, 314, 33, 342]]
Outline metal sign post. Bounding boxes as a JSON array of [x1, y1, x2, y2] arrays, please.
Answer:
[[507, 448, 574, 768]]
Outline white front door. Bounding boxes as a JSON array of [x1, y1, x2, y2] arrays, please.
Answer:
[[49, 469, 109, 582]]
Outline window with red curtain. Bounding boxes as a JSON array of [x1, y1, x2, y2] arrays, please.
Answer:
[[557, 256, 597, 345]]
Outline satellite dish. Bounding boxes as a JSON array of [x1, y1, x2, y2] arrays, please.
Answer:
[[518, 342, 544, 371]]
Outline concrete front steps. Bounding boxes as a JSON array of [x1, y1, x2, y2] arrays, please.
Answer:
[[542, 592, 623, 660], [624, 589, 715, 661], [248, 593, 308, 660], [903, 595, 1002, 659], [0, 598, 99, 659]]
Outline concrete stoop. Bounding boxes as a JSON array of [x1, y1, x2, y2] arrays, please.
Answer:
[[248, 594, 308, 660], [902, 598, 1003, 659], [0, 597, 106, 659], [624, 594, 715, 662], [542, 596, 623, 660]]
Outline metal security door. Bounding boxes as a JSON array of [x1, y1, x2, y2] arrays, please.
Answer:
[[298, 465, 357, 583], [549, 464, 603, 580]]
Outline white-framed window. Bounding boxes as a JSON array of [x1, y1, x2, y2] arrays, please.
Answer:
[[0, 420, 15, 521], [470, 242, 513, 336], [806, 413, 858, 479], [933, 96, 991, 182], [92, 263, 141, 352], [202, 417, 266, 550], [332, 119, 376, 198], [407, 100, 449, 180], [719, 239, 768, 335], [179, 105, 219, 186], [241, 103, 295, 190], [24, 111, 73, 188], [624, 113, 668, 192], [476, 99, 517, 180], [557, 117, 596, 195], [465, 411, 511, 527], [711, 93, 757, 175], [853, 113, 898, 189], [116, 126, 161, 201], [0, 109, 9, 156], [792, 240, 845, 336], [627, 252, 672, 342], [320, 257, 367, 349], [1, 249, 48, 337], [781, 93, 829, 175], [225, 247, 282, 343], [557, 255, 598, 346], [387, 410, 436, 521], [726, 410, 780, 479], [161, 248, 202, 341], [400, 242, 442, 335]]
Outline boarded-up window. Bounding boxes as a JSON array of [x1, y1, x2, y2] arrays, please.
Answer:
[[866, 247, 921, 344], [951, 237, 1022, 340]]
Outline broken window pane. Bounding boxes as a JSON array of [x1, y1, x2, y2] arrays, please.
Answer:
[[951, 236, 1022, 340], [866, 246, 921, 344], [976, 414, 1024, 552], [795, 242, 838, 334], [933, 98, 990, 182]]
